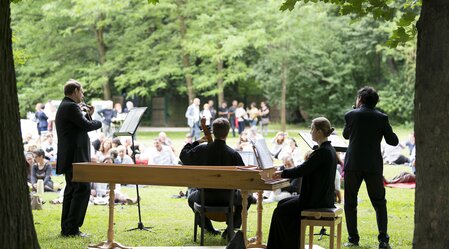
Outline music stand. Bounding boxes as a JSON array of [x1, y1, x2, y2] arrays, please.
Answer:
[[113, 107, 152, 232]]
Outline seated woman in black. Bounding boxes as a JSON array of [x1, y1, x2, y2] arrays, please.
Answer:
[[267, 117, 337, 249], [31, 149, 54, 192]]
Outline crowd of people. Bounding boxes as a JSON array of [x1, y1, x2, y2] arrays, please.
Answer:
[[185, 98, 271, 139], [24, 81, 416, 249]]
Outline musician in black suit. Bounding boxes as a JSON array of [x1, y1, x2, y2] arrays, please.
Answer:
[[56, 79, 102, 237], [180, 117, 253, 236], [343, 86, 398, 249], [267, 117, 337, 249]]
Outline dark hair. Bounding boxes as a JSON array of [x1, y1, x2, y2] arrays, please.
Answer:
[[112, 138, 121, 146], [64, 79, 81, 96], [103, 157, 114, 163], [33, 148, 45, 158], [312, 117, 335, 137], [212, 118, 230, 139], [357, 86, 379, 108]]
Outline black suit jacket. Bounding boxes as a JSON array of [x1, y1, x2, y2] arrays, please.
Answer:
[[180, 139, 244, 205], [56, 97, 102, 174], [282, 141, 337, 209], [343, 105, 398, 174]]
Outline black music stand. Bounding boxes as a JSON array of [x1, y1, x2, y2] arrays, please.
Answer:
[[113, 107, 152, 232]]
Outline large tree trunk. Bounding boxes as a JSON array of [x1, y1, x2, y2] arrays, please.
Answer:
[[0, 1, 40, 248], [95, 13, 111, 100], [280, 60, 287, 132], [177, 0, 195, 103], [217, 58, 224, 105], [414, 1, 449, 248]]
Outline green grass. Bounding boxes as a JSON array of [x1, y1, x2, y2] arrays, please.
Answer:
[[33, 126, 415, 248]]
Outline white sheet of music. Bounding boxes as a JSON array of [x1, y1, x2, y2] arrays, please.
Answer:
[[252, 138, 274, 169]]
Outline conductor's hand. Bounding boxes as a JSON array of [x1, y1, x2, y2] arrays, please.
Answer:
[[272, 170, 283, 180]]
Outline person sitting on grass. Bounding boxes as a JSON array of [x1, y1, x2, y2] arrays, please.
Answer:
[[31, 149, 55, 192]]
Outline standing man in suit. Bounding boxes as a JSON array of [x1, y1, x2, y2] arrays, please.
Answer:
[[56, 79, 102, 237], [343, 86, 398, 249]]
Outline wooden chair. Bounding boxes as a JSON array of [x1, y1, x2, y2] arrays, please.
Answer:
[[300, 207, 343, 249], [193, 189, 235, 245]]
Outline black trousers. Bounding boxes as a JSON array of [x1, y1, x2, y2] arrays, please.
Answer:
[[266, 195, 301, 249], [344, 171, 389, 243], [61, 171, 91, 235]]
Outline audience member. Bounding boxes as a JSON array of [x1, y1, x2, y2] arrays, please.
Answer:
[[92, 133, 105, 152], [382, 142, 410, 165], [278, 138, 301, 166], [384, 171, 415, 184], [35, 103, 49, 136], [259, 101, 270, 136], [96, 138, 113, 163], [248, 102, 259, 127], [201, 103, 212, 126], [405, 132, 415, 155], [270, 132, 287, 159], [235, 102, 248, 134], [25, 152, 35, 187], [31, 149, 55, 192], [115, 145, 134, 164], [45, 100, 57, 133], [208, 99, 217, 121], [147, 139, 178, 165], [123, 101, 134, 113], [111, 137, 122, 148], [41, 133, 57, 162], [228, 100, 238, 137], [218, 101, 229, 119], [185, 98, 201, 140], [97, 101, 117, 138], [235, 130, 252, 152]]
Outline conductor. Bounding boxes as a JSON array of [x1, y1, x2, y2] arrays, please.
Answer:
[[56, 79, 102, 237]]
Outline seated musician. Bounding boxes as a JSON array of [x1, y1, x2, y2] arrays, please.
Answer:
[[180, 117, 255, 237], [267, 117, 337, 249]]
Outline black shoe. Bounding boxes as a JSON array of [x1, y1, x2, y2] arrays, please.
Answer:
[[344, 241, 359, 247], [205, 228, 220, 236], [379, 242, 391, 249]]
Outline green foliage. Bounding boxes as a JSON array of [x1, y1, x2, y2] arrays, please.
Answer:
[[11, 0, 416, 124], [281, 0, 421, 47]]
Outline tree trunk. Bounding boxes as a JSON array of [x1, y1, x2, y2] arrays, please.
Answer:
[[0, 1, 40, 248], [177, 0, 195, 103], [217, 58, 224, 105], [280, 60, 287, 132], [414, 1, 449, 248], [95, 13, 111, 100]]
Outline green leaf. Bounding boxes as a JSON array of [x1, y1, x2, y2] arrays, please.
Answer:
[[280, 0, 299, 11]]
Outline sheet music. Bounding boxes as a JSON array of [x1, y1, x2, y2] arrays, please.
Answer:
[[114, 107, 147, 136], [298, 131, 348, 152], [250, 138, 274, 169]]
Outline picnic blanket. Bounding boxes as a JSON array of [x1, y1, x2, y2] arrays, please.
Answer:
[[385, 182, 415, 189]]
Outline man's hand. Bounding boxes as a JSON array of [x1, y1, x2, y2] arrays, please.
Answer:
[[272, 170, 283, 180]]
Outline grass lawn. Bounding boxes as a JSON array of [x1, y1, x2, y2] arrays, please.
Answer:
[[33, 124, 415, 248]]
